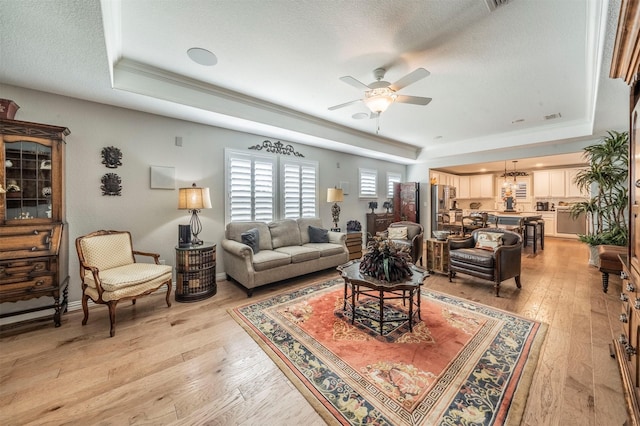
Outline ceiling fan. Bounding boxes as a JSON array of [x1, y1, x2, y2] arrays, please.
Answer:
[[328, 67, 432, 118]]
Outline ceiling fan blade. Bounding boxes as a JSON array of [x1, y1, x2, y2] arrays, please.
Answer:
[[328, 99, 362, 110], [339, 75, 370, 91], [389, 68, 430, 91], [395, 95, 432, 106]]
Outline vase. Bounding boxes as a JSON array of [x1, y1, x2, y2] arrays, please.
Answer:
[[0, 99, 19, 120], [588, 245, 599, 267]]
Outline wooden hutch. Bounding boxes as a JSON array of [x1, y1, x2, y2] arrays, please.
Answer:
[[0, 118, 69, 327], [610, 0, 640, 424]]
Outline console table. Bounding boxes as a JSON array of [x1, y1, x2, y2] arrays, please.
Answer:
[[175, 242, 216, 302]]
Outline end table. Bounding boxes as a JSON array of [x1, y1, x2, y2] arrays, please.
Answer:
[[175, 242, 217, 302]]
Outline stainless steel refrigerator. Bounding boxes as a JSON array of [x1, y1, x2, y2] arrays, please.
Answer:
[[431, 184, 458, 233]]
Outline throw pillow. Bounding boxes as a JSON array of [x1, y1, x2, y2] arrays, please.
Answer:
[[241, 228, 260, 254], [387, 226, 408, 240], [308, 225, 329, 243], [475, 231, 503, 251]]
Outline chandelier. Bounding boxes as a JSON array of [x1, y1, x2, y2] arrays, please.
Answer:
[[501, 160, 528, 190]]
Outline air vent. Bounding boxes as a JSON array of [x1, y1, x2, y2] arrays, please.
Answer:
[[544, 113, 562, 120], [484, 0, 510, 11]]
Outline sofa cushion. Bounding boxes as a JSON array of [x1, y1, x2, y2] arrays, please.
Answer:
[[252, 250, 291, 271], [388, 226, 408, 240], [241, 228, 260, 254], [226, 222, 273, 251], [308, 225, 329, 243], [269, 219, 302, 249], [275, 246, 320, 263], [297, 218, 323, 244], [303, 242, 345, 257], [475, 231, 503, 251]]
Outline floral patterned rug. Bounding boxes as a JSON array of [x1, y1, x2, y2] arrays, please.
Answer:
[[229, 279, 547, 425]]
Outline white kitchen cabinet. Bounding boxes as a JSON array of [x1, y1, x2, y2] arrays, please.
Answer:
[[533, 170, 565, 197], [565, 168, 588, 197], [458, 176, 470, 199], [469, 174, 494, 198], [539, 212, 555, 236]]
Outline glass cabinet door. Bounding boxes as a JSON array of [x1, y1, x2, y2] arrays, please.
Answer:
[[4, 141, 53, 221]]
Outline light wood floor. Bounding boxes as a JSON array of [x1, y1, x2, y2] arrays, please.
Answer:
[[0, 238, 629, 425]]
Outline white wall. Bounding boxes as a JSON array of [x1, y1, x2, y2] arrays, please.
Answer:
[[1, 85, 406, 316]]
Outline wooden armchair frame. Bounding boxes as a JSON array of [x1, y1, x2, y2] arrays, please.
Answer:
[[75, 230, 172, 337]]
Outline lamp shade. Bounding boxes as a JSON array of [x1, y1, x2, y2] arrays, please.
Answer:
[[178, 183, 212, 210], [363, 94, 394, 113], [327, 187, 344, 203]]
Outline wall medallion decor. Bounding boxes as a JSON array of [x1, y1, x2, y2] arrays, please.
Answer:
[[101, 146, 123, 168], [101, 173, 122, 196], [248, 140, 304, 157]]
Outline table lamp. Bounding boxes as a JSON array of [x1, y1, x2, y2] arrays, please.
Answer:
[[327, 187, 344, 231], [178, 183, 212, 245]]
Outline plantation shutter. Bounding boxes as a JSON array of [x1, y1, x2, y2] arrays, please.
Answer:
[[282, 160, 318, 218], [359, 168, 378, 198], [387, 172, 401, 198], [227, 151, 275, 222]]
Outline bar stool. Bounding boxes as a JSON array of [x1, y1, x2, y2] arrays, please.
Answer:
[[523, 219, 544, 253]]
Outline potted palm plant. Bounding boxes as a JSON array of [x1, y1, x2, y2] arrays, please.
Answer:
[[570, 130, 629, 264]]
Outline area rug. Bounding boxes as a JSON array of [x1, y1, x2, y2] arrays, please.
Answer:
[[229, 279, 547, 425]]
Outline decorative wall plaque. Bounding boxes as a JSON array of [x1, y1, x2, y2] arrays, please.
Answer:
[[248, 140, 304, 157], [101, 173, 122, 196], [101, 146, 123, 168]]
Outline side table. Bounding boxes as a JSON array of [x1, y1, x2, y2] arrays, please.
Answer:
[[345, 232, 363, 260], [426, 238, 449, 275], [175, 242, 217, 302]]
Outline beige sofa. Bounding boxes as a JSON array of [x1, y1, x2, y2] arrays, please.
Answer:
[[222, 218, 349, 296]]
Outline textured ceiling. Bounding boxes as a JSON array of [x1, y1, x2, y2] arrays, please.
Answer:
[[0, 0, 630, 169]]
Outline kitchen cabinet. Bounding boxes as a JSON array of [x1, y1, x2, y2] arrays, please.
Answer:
[[533, 170, 565, 197], [565, 168, 588, 198], [469, 174, 494, 198], [457, 176, 470, 199], [1, 119, 69, 327], [539, 212, 555, 237], [431, 171, 458, 188]]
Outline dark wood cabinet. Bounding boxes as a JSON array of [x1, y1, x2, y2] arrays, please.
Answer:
[[366, 213, 394, 241], [611, 2, 640, 422], [0, 119, 69, 327]]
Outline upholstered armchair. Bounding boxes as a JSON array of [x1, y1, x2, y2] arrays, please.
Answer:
[[448, 228, 522, 297], [75, 230, 172, 337], [379, 221, 424, 264]]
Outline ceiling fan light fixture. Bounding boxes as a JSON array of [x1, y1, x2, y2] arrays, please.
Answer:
[[364, 88, 395, 113]]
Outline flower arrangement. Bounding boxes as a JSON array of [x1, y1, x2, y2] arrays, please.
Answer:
[[359, 235, 413, 282]]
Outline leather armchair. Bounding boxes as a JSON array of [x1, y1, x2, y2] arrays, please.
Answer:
[[379, 221, 424, 264], [448, 228, 522, 296]]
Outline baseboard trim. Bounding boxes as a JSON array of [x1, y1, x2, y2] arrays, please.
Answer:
[[0, 275, 227, 327]]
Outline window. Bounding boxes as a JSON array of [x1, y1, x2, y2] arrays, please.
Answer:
[[359, 168, 377, 198], [387, 172, 401, 198], [281, 160, 318, 219], [225, 149, 317, 222]]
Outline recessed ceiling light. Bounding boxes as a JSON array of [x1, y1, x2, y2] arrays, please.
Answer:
[[187, 48, 217, 66], [352, 113, 368, 120]]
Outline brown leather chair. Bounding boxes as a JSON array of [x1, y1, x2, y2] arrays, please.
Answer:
[[379, 221, 424, 265], [448, 228, 522, 296]]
